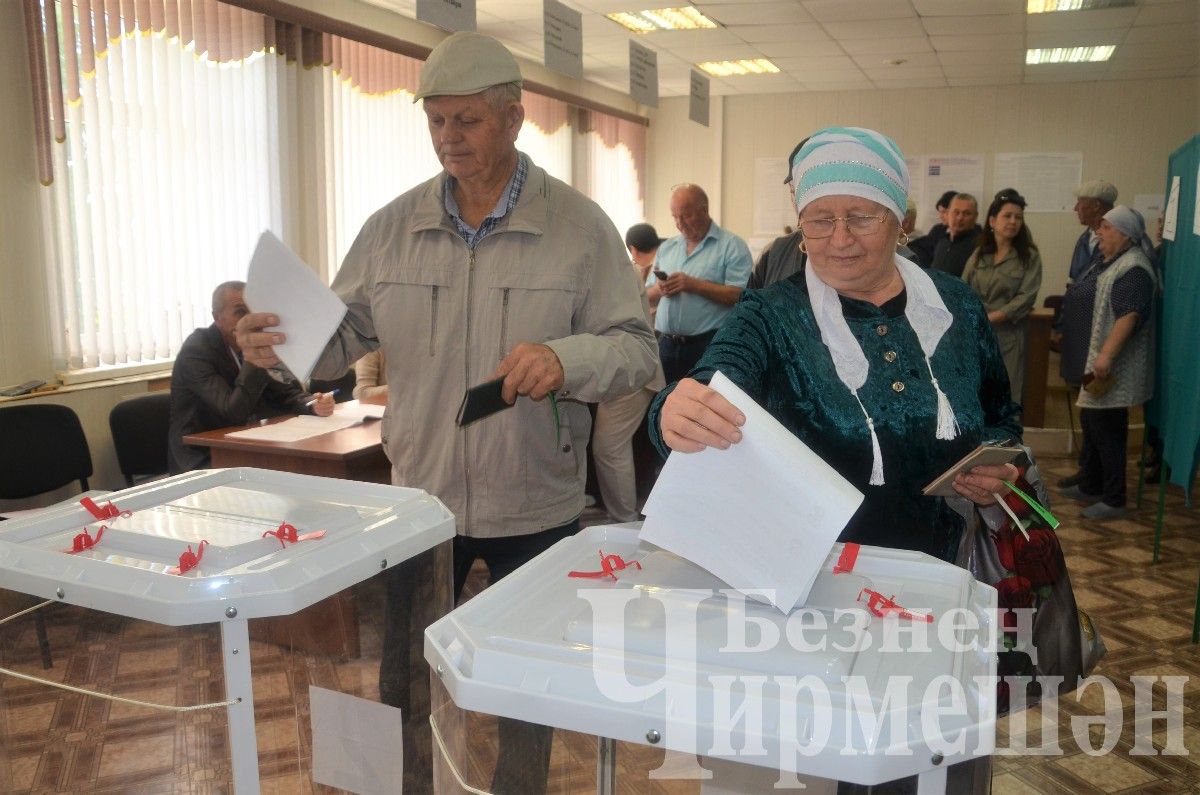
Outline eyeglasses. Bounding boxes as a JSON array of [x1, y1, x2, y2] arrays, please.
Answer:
[[798, 214, 887, 239]]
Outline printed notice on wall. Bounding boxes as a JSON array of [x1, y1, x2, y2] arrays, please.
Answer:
[[629, 40, 658, 107], [688, 69, 709, 126], [925, 155, 985, 216], [754, 157, 794, 236], [416, 0, 475, 33], [543, 0, 582, 79], [1132, 193, 1165, 235], [1163, 175, 1180, 241], [993, 152, 1083, 212]]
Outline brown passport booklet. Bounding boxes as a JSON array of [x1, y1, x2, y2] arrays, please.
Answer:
[[922, 444, 1023, 497]]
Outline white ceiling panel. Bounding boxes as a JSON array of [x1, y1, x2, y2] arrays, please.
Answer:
[[936, 49, 1024, 67], [852, 51, 942, 69], [718, 73, 804, 92], [1025, 7, 1138, 33], [921, 14, 1024, 36], [823, 19, 928, 39], [1109, 41, 1198, 65], [1122, 23, 1199, 44], [1026, 29, 1127, 49], [801, 0, 916, 22], [931, 33, 1025, 51], [754, 38, 847, 57], [642, 27, 741, 48], [871, 76, 950, 88], [938, 61, 1024, 78], [860, 65, 947, 81], [771, 54, 861, 71], [947, 75, 1022, 86], [662, 44, 767, 61], [696, 1, 815, 26], [800, 78, 876, 91], [1134, 0, 1198, 26], [912, 0, 1023, 15], [725, 23, 835, 43], [839, 37, 933, 55], [1023, 64, 1110, 81]]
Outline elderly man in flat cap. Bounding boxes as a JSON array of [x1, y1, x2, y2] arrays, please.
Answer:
[[1068, 179, 1118, 283], [237, 31, 657, 793]]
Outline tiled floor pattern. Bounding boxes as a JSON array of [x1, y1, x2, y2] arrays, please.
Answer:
[[1, 454, 1197, 793]]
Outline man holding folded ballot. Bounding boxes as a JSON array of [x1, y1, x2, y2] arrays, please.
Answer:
[[651, 127, 1024, 564], [235, 32, 656, 794], [167, 280, 334, 474]]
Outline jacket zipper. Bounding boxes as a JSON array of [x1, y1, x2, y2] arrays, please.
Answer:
[[429, 285, 439, 356], [463, 246, 476, 534], [499, 287, 510, 361]]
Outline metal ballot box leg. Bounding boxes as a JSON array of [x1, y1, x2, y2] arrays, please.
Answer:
[[220, 618, 259, 794]]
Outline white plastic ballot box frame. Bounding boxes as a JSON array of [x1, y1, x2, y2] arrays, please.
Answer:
[[0, 467, 455, 793], [425, 523, 998, 794]]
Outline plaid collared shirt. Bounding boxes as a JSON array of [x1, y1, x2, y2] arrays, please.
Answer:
[[444, 153, 529, 248]]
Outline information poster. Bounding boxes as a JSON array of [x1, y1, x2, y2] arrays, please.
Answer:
[[993, 152, 1083, 212], [629, 40, 658, 107], [753, 157, 794, 236], [688, 70, 709, 127], [1163, 175, 1180, 241], [543, 0, 582, 79], [906, 154, 984, 233], [416, 0, 475, 33]]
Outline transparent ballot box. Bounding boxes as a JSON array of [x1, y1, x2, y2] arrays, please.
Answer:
[[0, 468, 454, 793], [426, 524, 998, 794]]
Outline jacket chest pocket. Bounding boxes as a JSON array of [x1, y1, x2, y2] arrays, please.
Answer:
[[488, 271, 577, 360], [374, 267, 453, 357]]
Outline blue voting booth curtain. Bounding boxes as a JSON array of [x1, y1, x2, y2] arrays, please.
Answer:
[[1150, 135, 1200, 500]]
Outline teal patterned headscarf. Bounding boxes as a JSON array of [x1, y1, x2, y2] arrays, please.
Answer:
[[790, 127, 909, 222]]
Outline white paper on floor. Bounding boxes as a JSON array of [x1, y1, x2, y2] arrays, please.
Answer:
[[310, 686, 403, 794]]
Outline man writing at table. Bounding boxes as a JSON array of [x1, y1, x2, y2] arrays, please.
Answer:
[[236, 32, 657, 793], [167, 280, 334, 474]]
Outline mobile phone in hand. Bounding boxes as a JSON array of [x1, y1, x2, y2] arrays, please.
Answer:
[[653, 269, 669, 280]]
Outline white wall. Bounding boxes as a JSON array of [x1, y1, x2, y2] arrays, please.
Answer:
[[646, 78, 1198, 299]]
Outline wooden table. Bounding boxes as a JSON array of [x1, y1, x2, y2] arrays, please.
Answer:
[[184, 417, 392, 658], [1023, 308, 1055, 428], [183, 416, 391, 484]]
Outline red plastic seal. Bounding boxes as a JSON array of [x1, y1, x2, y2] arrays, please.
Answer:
[[261, 522, 326, 549], [168, 540, 208, 575], [568, 550, 642, 580]]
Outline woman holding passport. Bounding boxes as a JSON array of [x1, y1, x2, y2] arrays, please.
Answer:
[[650, 127, 1023, 563]]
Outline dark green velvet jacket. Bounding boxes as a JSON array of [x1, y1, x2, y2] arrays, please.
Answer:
[[648, 268, 1022, 563]]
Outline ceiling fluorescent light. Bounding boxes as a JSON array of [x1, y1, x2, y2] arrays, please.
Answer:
[[697, 59, 780, 77], [1027, 0, 1133, 13], [606, 7, 718, 33], [1025, 45, 1116, 64]]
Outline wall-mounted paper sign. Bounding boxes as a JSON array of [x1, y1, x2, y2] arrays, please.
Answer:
[[544, 0, 583, 80], [689, 69, 709, 126], [416, 0, 476, 33], [629, 40, 658, 107]]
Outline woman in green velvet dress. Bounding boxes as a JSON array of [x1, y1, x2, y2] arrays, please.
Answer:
[[649, 127, 1023, 563]]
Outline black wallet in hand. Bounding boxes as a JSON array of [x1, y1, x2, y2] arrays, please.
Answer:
[[456, 377, 513, 427]]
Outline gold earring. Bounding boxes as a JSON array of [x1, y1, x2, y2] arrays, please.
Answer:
[[897, 231, 910, 246], [799, 239, 808, 254]]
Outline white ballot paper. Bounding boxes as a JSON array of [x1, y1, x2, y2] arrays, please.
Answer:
[[244, 230, 347, 382], [639, 371, 864, 614], [225, 414, 361, 442], [334, 399, 386, 421]]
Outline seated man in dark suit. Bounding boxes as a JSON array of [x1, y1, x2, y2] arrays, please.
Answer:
[[168, 280, 334, 473]]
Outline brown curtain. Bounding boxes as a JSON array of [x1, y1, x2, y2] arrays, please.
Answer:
[[582, 109, 647, 202]]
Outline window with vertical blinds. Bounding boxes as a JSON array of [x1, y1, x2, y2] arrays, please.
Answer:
[[25, 0, 645, 371]]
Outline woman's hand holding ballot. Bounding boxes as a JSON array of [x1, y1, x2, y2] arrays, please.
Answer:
[[662, 375, 1017, 507]]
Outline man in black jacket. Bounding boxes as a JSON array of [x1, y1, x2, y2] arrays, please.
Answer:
[[907, 189, 957, 268], [930, 193, 982, 278], [167, 280, 334, 473]]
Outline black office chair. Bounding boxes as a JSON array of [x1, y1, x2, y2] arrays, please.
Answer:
[[0, 403, 94, 669], [109, 392, 172, 487], [309, 369, 356, 403]]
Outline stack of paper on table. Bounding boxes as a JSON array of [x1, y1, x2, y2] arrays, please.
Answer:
[[639, 371, 864, 614], [334, 399, 385, 421], [225, 415, 363, 443]]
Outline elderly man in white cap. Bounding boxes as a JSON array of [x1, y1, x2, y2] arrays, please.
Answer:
[[237, 31, 657, 792], [1068, 179, 1118, 283]]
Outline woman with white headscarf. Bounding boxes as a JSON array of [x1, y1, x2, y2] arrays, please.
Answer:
[[1058, 205, 1157, 519], [650, 127, 1023, 563]]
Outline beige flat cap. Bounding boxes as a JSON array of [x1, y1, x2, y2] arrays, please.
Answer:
[[414, 32, 522, 101], [1073, 180, 1118, 204]]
